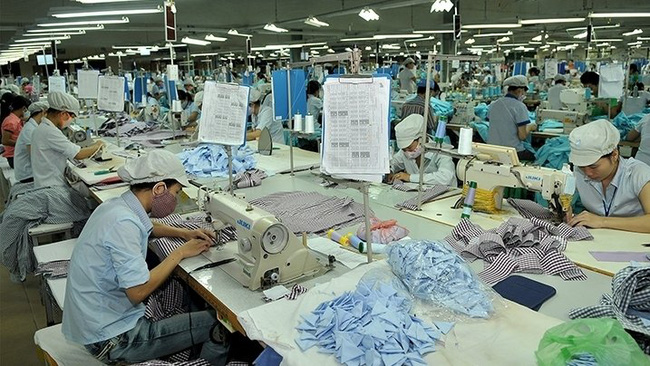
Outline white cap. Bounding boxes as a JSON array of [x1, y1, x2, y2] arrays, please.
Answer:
[[554, 74, 567, 82], [395, 114, 424, 149], [403, 57, 415, 66], [184, 78, 195, 86], [194, 91, 203, 107], [28, 101, 48, 114], [21, 78, 30, 85], [569, 119, 620, 167], [503, 75, 528, 88], [249, 88, 262, 103], [117, 150, 190, 187], [47, 92, 80, 116], [154, 76, 164, 82]]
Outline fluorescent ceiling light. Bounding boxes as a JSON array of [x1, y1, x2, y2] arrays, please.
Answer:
[[590, 13, 650, 18], [27, 25, 103, 32], [52, 8, 162, 18], [327, 48, 335, 53], [638, 37, 650, 40], [381, 44, 400, 50], [228, 29, 252, 37], [364, 46, 372, 50], [520, 17, 584, 25], [181, 37, 210, 46], [474, 31, 512, 38], [463, 23, 521, 29], [340, 34, 422, 42], [622, 29, 643, 36], [310, 45, 329, 50], [23, 31, 86, 36], [414, 29, 452, 34], [596, 43, 610, 47], [497, 36, 511, 43], [304, 17, 329, 27], [16, 35, 70, 42], [264, 24, 288, 33], [205, 34, 227, 42], [498, 43, 530, 47], [628, 41, 643, 45], [191, 52, 220, 57], [359, 8, 379, 21], [574, 31, 588, 39], [75, 0, 139, 3], [593, 38, 623, 42], [531, 34, 549, 41], [430, 0, 454, 13], [38, 17, 129, 27], [567, 24, 620, 31], [464, 38, 475, 44], [9, 41, 58, 48]]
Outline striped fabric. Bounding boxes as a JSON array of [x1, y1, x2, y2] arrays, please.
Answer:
[[506, 198, 556, 220], [286, 284, 308, 300], [394, 185, 449, 210], [34, 260, 69, 279], [392, 180, 417, 192], [569, 265, 650, 354], [445, 218, 587, 285], [130, 359, 211, 366], [227, 169, 268, 190], [250, 191, 370, 234]]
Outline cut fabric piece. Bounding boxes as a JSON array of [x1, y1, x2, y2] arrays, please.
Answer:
[[35, 260, 69, 279], [226, 169, 267, 190], [506, 198, 556, 221], [130, 359, 211, 366], [250, 191, 370, 234], [392, 179, 418, 192], [177, 144, 257, 178], [445, 218, 588, 285], [395, 185, 449, 210]]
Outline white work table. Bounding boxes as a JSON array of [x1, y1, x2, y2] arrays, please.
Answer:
[[245, 140, 320, 174], [33, 239, 77, 321]]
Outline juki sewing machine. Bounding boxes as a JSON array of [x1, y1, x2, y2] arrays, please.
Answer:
[[64, 124, 92, 147], [201, 189, 328, 290], [536, 108, 589, 134], [559, 88, 592, 114], [456, 143, 576, 221]]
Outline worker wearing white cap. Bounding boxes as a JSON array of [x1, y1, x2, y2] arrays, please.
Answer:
[[14, 101, 48, 183], [487, 75, 537, 161], [187, 90, 203, 127], [247, 88, 284, 144], [390, 114, 456, 186], [627, 114, 650, 166], [183, 78, 196, 95], [568, 120, 650, 233], [547, 74, 567, 110], [62, 150, 229, 365], [31, 92, 104, 188], [398, 57, 418, 94]]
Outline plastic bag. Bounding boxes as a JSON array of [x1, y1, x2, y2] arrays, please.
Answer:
[[536, 318, 649, 366], [357, 268, 414, 314], [356, 218, 409, 244]]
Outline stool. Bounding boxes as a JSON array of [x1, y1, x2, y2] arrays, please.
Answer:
[[34, 324, 104, 366], [29, 223, 75, 246]]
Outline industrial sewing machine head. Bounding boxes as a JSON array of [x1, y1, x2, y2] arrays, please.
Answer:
[[559, 88, 592, 114], [63, 124, 92, 148], [200, 189, 326, 290], [456, 143, 576, 222], [536, 108, 589, 134]]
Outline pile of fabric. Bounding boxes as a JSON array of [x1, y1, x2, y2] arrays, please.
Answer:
[[150, 214, 236, 259], [612, 112, 648, 138], [537, 119, 564, 132], [429, 98, 454, 118], [394, 185, 449, 210], [100, 121, 159, 138], [534, 136, 570, 170], [444, 218, 590, 286], [226, 168, 267, 190], [177, 144, 257, 178]]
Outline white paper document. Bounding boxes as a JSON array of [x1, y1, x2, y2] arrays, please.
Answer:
[[307, 237, 367, 269], [544, 59, 558, 80], [166, 64, 179, 81], [198, 81, 249, 145], [97, 76, 125, 112], [321, 76, 390, 182], [598, 64, 625, 99], [77, 70, 100, 99], [48, 76, 66, 93]]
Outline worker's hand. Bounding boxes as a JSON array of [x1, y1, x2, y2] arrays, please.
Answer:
[[178, 238, 211, 259], [568, 211, 606, 229], [527, 122, 538, 132], [392, 172, 411, 182], [183, 228, 216, 242]]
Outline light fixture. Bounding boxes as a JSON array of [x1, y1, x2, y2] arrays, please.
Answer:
[[38, 17, 129, 27], [639, 36, 650, 40], [381, 44, 400, 50], [191, 52, 220, 57], [464, 38, 475, 44], [205, 34, 227, 42], [590, 13, 650, 18], [340, 34, 422, 42], [497, 43, 529, 47], [327, 48, 335, 53], [228, 29, 252, 37], [364, 46, 372, 51], [15, 35, 70, 43], [304, 17, 329, 27], [622, 29, 643, 37], [181, 37, 210, 46], [409, 43, 417, 47], [520, 17, 584, 25], [75, 0, 139, 2], [593, 38, 623, 42], [567, 24, 620, 31], [27, 25, 103, 33], [596, 42, 610, 47], [358, 8, 379, 21], [531, 34, 549, 42], [430, 0, 454, 13], [473, 31, 512, 38], [463, 23, 521, 29], [23, 30, 86, 36], [264, 24, 288, 33], [52, 7, 162, 18], [628, 41, 643, 46], [497, 36, 511, 43], [9, 41, 59, 48], [573, 31, 588, 39], [310, 45, 329, 50], [414, 29, 453, 34]]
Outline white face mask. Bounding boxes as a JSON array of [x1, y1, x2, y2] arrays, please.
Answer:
[[403, 145, 422, 159]]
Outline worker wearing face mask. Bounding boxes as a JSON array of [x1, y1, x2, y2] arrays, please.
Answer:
[[1, 95, 31, 168], [31, 92, 103, 188], [389, 114, 456, 186], [247, 88, 284, 144], [487, 75, 537, 161], [13, 101, 48, 183]]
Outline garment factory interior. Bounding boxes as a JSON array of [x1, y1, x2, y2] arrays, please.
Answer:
[[1, 0, 650, 365]]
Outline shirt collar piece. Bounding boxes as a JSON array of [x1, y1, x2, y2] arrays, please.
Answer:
[[121, 190, 153, 234]]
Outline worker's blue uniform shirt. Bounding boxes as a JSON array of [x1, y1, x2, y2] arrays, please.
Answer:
[[487, 94, 530, 152], [62, 190, 153, 345]]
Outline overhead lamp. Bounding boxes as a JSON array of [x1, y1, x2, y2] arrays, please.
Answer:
[[181, 37, 210, 46], [304, 17, 329, 27], [520, 17, 584, 25], [531, 34, 549, 42], [191, 52, 220, 57], [628, 41, 643, 46], [567, 24, 620, 31], [228, 29, 252, 37], [340, 34, 422, 42], [75, 0, 139, 2], [464, 38, 475, 44], [327, 48, 335, 53], [474, 31, 512, 38], [358, 8, 379, 21], [574, 31, 588, 39], [596, 43, 610, 47], [369, 53, 376, 57], [16, 35, 70, 42], [364, 46, 372, 51], [497, 36, 511, 43], [38, 17, 129, 27], [409, 43, 417, 47], [498, 43, 529, 47], [529, 41, 542, 45], [9, 41, 58, 48], [344, 47, 353, 52], [381, 44, 400, 50], [27, 25, 103, 32], [205, 34, 227, 42], [593, 38, 623, 42], [638, 36, 650, 40], [430, 0, 454, 13], [52, 7, 162, 18], [622, 29, 643, 37], [463, 23, 521, 29], [264, 24, 288, 33], [414, 29, 453, 34], [590, 13, 650, 18], [310, 45, 329, 50], [23, 30, 86, 36], [540, 45, 551, 49]]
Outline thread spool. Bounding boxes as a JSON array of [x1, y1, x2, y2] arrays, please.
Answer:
[[348, 234, 364, 253], [434, 116, 447, 145], [585, 87, 591, 100], [304, 114, 315, 133], [293, 113, 303, 132], [171, 100, 183, 113], [327, 229, 351, 246], [461, 181, 478, 219], [458, 127, 473, 155]]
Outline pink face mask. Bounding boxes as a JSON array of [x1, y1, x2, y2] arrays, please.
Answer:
[[150, 186, 177, 218]]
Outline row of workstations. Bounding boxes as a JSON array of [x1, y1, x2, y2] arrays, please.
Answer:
[[33, 139, 645, 365]]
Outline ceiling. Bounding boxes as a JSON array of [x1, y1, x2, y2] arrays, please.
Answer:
[[1, 0, 649, 65]]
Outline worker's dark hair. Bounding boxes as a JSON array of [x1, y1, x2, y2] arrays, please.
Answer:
[[257, 72, 267, 81], [130, 179, 179, 192], [417, 82, 441, 95], [580, 71, 599, 86], [528, 67, 540, 76], [0, 91, 16, 122], [507, 86, 525, 93], [630, 64, 639, 73], [555, 78, 566, 85], [307, 80, 321, 96], [635, 82, 645, 90], [10, 96, 31, 112]]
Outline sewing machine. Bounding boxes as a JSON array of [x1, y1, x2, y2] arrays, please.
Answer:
[[64, 124, 92, 147], [456, 143, 575, 219], [536, 108, 589, 133], [559, 88, 592, 114], [201, 190, 327, 290]]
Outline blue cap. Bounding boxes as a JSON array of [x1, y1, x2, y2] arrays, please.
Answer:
[[417, 79, 436, 89]]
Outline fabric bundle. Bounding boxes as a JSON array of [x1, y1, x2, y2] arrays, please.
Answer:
[[34, 260, 69, 279], [537, 119, 564, 132], [177, 144, 257, 178], [394, 185, 449, 210], [226, 168, 268, 190], [445, 218, 589, 286], [506, 198, 556, 221], [534, 136, 570, 170], [611, 112, 647, 139], [356, 218, 409, 245], [429, 98, 454, 118], [100, 121, 159, 138]]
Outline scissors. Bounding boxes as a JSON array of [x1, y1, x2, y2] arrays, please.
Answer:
[[94, 166, 117, 175]]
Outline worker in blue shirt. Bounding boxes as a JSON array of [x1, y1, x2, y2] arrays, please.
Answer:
[[62, 150, 229, 365]]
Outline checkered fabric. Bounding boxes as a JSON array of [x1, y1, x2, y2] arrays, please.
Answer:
[[506, 198, 556, 220], [394, 185, 449, 210]]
